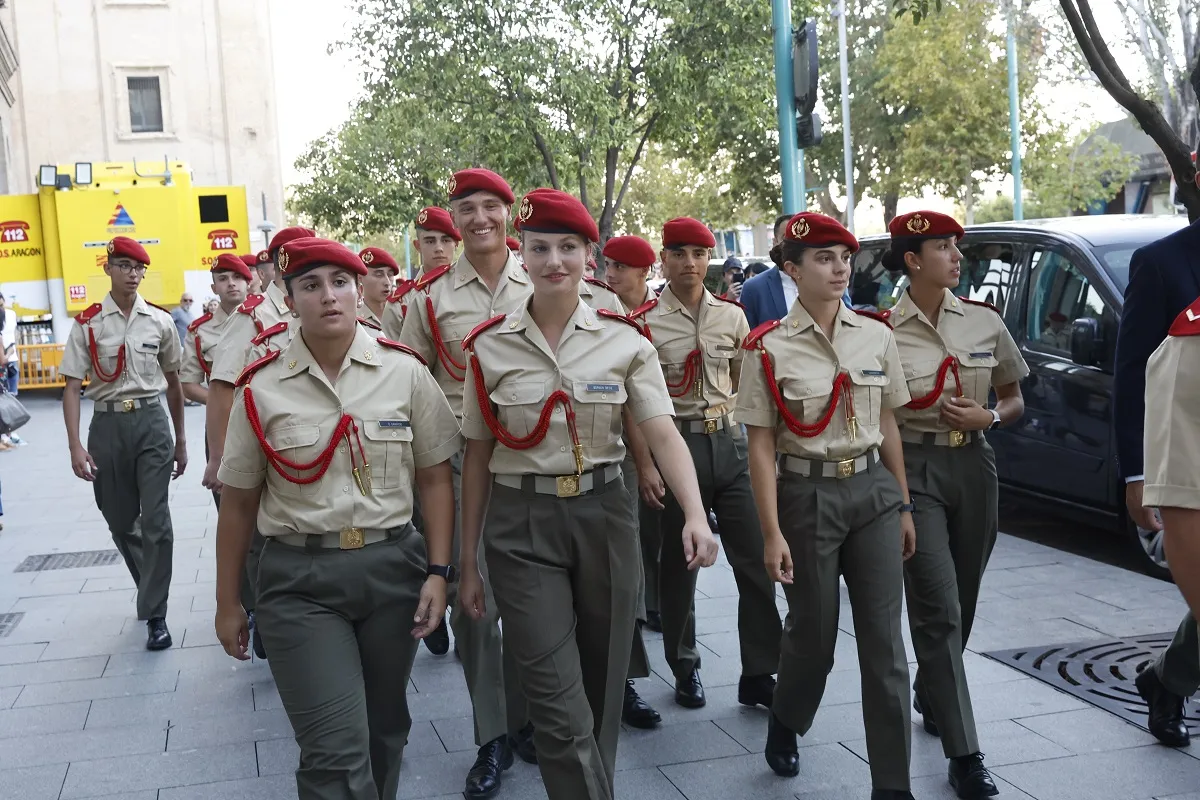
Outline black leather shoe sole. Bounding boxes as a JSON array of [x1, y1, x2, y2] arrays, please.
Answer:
[[424, 617, 450, 656], [765, 714, 799, 777], [675, 687, 706, 709], [1135, 668, 1191, 747], [464, 746, 514, 799], [146, 633, 172, 651]]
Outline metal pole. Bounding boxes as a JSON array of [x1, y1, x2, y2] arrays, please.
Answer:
[[836, 0, 854, 232], [1007, 8, 1023, 220], [798, 147, 806, 203], [772, 0, 801, 214], [403, 223, 412, 278]]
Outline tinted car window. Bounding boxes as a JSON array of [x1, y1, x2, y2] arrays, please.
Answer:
[[957, 241, 1018, 314], [1025, 247, 1117, 370], [850, 245, 898, 310]]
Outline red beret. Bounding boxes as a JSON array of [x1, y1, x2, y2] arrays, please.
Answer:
[[239, 254, 258, 269], [212, 253, 253, 281], [506, 236, 521, 252], [888, 210, 964, 241], [267, 226, 317, 256], [515, 188, 599, 243], [277, 238, 367, 278], [1049, 311, 1068, 322], [107, 236, 150, 265], [448, 168, 515, 204], [415, 207, 461, 242], [602, 236, 656, 269], [662, 217, 716, 249], [255, 250, 271, 264], [359, 246, 400, 274], [783, 213, 859, 253]]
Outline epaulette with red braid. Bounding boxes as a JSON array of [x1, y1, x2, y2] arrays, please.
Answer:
[[742, 319, 782, 349], [251, 321, 289, 347], [597, 309, 649, 339], [377, 338, 429, 366], [358, 316, 382, 331], [237, 293, 265, 315], [187, 311, 213, 332], [146, 301, 170, 315], [74, 303, 103, 325], [880, 308, 892, 321], [1168, 297, 1200, 337], [414, 264, 452, 292], [235, 349, 281, 388], [388, 280, 415, 303], [960, 297, 999, 315], [854, 308, 893, 329], [584, 276, 616, 293], [629, 298, 658, 319], [714, 294, 746, 310], [462, 314, 506, 351]]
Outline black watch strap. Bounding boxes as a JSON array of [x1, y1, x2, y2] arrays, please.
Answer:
[[899, 497, 916, 513], [427, 564, 458, 583]]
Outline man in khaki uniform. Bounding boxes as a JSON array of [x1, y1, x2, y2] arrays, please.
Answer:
[[630, 217, 782, 711], [61, 236, 188, 650], [359, 246, 399, 329], [181, 253, 253, 405], [382, 207, 460, 340]]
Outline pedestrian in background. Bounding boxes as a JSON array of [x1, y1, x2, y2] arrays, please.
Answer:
[[0, 292, 24, 449], [171, 293, 195, 344]]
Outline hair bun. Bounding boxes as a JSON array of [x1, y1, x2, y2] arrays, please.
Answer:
[[768, 243, 784, 268]]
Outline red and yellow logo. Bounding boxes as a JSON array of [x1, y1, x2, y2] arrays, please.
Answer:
[[208, 229, 238, 251], [0, 220, 30, 243]]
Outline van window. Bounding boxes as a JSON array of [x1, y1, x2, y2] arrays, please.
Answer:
[[851, 245, 899, 310], [956, 242, 1017, 314], [1026, 247, 1116, 369]]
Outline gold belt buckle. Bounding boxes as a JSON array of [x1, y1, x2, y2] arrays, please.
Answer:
[[122, 399, 135, 412], [836, 458, 855, 479], [948, 430, 966, 447], [703, 418, 718, 434], [556, 475, 581, 498], [339, 527, 365, 549]]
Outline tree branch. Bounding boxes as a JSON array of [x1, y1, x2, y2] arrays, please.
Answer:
[[613, 112, 659, 215]]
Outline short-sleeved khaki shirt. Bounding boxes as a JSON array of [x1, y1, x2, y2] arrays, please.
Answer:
[[180, 306, 230, 385], [888, 289, 1028, 434], [461, 297, 674, 475], [734, 301, 910, 461], [620, 285, 657, 314], [381, 280, 418, 341], [579, 278, 625, 314], [209, 285, 291, 385], [219, 325, 463, 535], [1144, 327, 1200, 510], [634, 284, 749, 421], [60, 293, 183, 402], [361, 306, 384, 330], [399, 253, 532, 418]]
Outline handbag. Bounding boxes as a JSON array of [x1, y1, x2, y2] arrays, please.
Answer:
[[0, 383, 30, 434]]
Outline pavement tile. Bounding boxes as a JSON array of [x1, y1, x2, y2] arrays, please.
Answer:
[[0, 699, 90, 740], [968, 676, 1090, 722], [714, 702, 865, 752], [430, 715, 479, 753], [14, 670, 178, 707], [253, 737, 299, 777], [994, 744, 1200, 800], [167, 707, 294, 751], [0, 720, 166, 769], [0, 654, 108, 687], [792, 772, 1037, 799], [59, 742, 258, 798], [0, 763, 68, 800], [103, 644, 231, 677], [1014, 707, 1159, 753], [158, 773, 296, 800], [84, 678, 251, 729], [617, 719, 748, 770], [0, 642, 46, 665], [659, 746, 872, 800]]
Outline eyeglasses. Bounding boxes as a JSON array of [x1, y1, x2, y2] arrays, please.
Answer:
[[111, 263, 148, 274]]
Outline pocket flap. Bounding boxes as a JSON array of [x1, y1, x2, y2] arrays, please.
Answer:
[[902, 358, 943, 380], [266, 424, 321, 450], [659, 347, 696, 366], [363, 420, 414, 442], [953, 349, 999, 368], [490, 381, 546, 406], [572, 380, 628, 404], [781, 377, 832, 401]]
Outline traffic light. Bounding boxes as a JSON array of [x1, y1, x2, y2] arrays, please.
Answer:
[[792, 20, 819, 116], [798, 112, 823, 148]]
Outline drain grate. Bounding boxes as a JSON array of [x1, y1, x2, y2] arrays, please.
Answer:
[[0, 612, 23, 638], [983, 632, 1196, 732], [14, 549, 122, 573]]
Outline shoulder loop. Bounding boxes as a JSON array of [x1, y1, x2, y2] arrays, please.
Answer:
[[743, 319, 783, 350], [960, 297, 1000, 315], [250, 321, 289, 347], [1169, 297, 1200, 337], [388, 280, 415, 303], [414, 264, 451, 291], [358, 316, 382, 331], [462, 314, 506, 351], [235, 349, 282, 388], [854, 308, 893, 329], [879, 308, 892, 320], [237, 293, 265, 314], [377, 338, 429, 366], [584, 275, 616, 293], [187, 311, 213, 332], [714, 294, 746, 310], [146, 300, 170, 315], [75, 303, 103, 325], [629, 298, 658, 319], [597, 308, 649, 339]]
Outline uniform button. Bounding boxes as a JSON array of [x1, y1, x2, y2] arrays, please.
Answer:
[[804, 388, 811, 396], [511, 394, 517, 400], [391, 431, 399, 439], [601, 394, 607, 399], [843, 429, 849, 435], [560, 446, 567, 452], [343, 486, 349, 493], [340, 447, 346, 454]]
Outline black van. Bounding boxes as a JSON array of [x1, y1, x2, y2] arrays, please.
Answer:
[[853, 215, 1189, 579]]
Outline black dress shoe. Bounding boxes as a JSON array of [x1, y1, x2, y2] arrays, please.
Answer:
[[949, 752, 999, 798], [1135, 666, 1191, 747], [508, 722, 537, 765], [764, 713, 799, 777], [871, 791, 916, 800], [708, 510, 720, 535], [738, 674, 776, 709], [914, 692, 939, 737], [146, 618, 172, 651], [424, 611, 450, 656], [464, 735, 513, 799], [623, 680, 662, 728], [248, 612, 267, 659], [644, 610, 663, 633], [675, 669, 706, 708]]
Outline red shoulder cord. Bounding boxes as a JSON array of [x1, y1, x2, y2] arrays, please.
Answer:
[[243, 387, 372, 493], [469, 353, 584, 475], [194, 334, 211, 379], [758, 348, 858, 439], [425, 296, 466, 381], [87, 328, 125, 383], [904, 355, 962, 409]]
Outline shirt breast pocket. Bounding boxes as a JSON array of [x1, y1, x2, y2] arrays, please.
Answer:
[[572, 380, 627, 444], [953, 350, 999, 401], [659, 347, 697, 396], [781, 376, 833, 425], [95, 344, 125, 378], [848, 367, 890, 427], [903, 358, 944, 406], [131, 340, 161, 377], [264, 424, 322, 498], [703, 341, 736, 392], [488, 381, 547, 439], [361, 420, 413, 490]]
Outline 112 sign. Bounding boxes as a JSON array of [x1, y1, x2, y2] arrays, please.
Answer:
[[208, 229, 239, 251], [0, 221, 30, 243]]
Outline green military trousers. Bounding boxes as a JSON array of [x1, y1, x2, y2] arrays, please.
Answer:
[[255, 525, 427, 800], [630, 454, 663, 618], [1155, 611, 1200, 697], [88, 399, 174, 620], [621, 452, 652, 681], [660, 427, 781, 681], [773, 457, 912, 792], [484, 468, 639, 800], [903, 433, 998, 757]]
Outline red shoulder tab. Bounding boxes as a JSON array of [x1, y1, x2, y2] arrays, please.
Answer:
[[74, 303, 103, 325], [854, 308, 893, 329], [1169, 298, 1200, 337], [960, 297, 999, 314], [414, 264, 452, 291], [237, 293, 265, 315], [462, 314, 506, 351], [879, 308, 892, 320], [376, 338, 429, 366], [250, 321, 289, 347], [629, 298, 658, 319], [584, 276, 616, 293], [235, 349, 282, 388], [714, 294, 746, 310], [388, 280, 415, 303], [187, 311, 213, 332], [597, 309, 649, 339], [146, 301, 169, 315], [358, 316, 382, 331], [742, 319, 783, 350]]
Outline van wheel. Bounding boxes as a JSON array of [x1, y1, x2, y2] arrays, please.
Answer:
[[1130, 520, 1173, 582]]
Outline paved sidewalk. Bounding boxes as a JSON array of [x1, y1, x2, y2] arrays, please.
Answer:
[[0, 395, 1197, 799]]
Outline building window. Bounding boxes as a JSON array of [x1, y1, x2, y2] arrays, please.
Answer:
[[127, 76, 163, 133]]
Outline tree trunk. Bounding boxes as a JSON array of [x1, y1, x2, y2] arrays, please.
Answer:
[[882, 191, 900, 226], [963, 172, 976, 225]]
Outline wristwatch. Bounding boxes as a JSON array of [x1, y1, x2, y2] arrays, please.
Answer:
[[899, 496, 916, 514], [986, 409, 1001, 430], [427, 564, 458, 583]]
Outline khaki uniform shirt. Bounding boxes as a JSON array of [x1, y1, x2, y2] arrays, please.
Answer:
[[381, 279, 418, 341], [579, 278, 625, 314], [636, 284, 748, 421], [361, 305, 384, 330], [462, 297, 674, 475], [61, 293, 183, 402], [888, 289, 1028, 434], [180, 306, 230, 385], [399, 253, 532, 419], [1144, 326, 1200, 510], [209, 283, 291, 385], [620, 285, 657, 314], [735, 301, 910, 461], [219, 326, 463, 535]]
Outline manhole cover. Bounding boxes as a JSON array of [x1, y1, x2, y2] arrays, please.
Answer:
[[983, 632, 1196, 732], [0, 612, 23, 638], [14, 550, 122, 572]]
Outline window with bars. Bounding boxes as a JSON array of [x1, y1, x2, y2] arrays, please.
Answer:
[[127, 76, 163, 133]]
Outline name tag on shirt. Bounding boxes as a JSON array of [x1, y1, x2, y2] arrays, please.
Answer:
[[713, 345, 735, 354], [137, 342, 159, 353], [585, 383, 620, 393], [968, 351, 993, 359], [378, 420, 411, 429], [859, 369, 886, 377]]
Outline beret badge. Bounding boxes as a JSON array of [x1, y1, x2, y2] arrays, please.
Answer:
[[518, 197, 534, 223], [361, 250, 374, 264], [790, 219, 810, 240], [277, 246, 290, 271], [906, 214, 931, 235], [417, 209, 429, 225]]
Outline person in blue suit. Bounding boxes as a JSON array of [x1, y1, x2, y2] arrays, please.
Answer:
[[1114, 169, 1200, 749], [742, 214, 851, 327]]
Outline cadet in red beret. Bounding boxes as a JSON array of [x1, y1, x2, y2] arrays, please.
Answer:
[[416, 206, 461, 243], [359, 247, 399, 329], [448, 168, 516, 205], [661, 217, 717, 250], [108, 235, 151, 265], [414, 208, 459, 278], [181, 253, 253, 408], [887, 210, 965, 242]]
